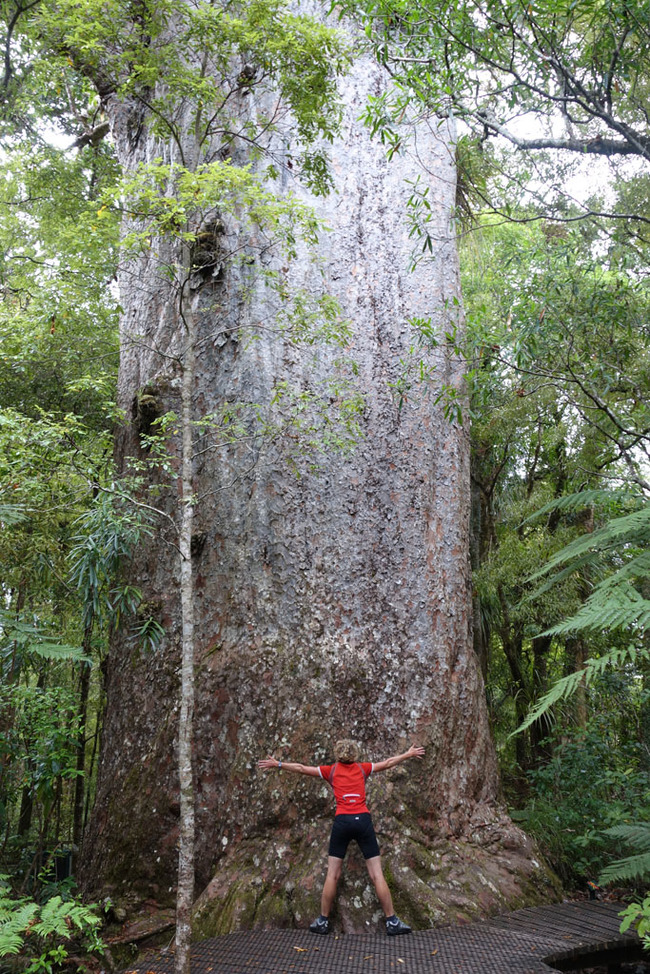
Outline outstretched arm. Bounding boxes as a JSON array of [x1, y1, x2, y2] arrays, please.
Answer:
[[372, 744, 425, 773], [258, 757, 321, 777]]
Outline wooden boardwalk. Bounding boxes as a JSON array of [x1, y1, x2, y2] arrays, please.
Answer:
[[124, 901, 642, 974]]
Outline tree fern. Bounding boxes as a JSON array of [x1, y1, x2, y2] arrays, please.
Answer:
[[530, 504, 650, 583], [603, 823, 650, 851], [544, 583, 650, 635], [516, 644, 649, 733], [527, 497, 650, 635], [0, 610, 90, 664], [524, 489, 643, 522], [598, 823, 650, 885], [600, 852, 650, 885], [515, 491, 650, 731]]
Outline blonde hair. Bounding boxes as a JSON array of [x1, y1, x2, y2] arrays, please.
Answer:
[[334, 739, 361, 764]]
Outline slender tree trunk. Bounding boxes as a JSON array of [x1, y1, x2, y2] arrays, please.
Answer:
[[83, 707, 101, 835], [175, 261, 197, 974], [566, 638, 588, 729], [17, 667, 47, 841], [470, 478, 488, 679], [530, 636, 553, 764], [72, 621, 93, 865], [17, 785, 33, 839]]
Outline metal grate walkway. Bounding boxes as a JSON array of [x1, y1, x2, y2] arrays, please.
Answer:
[[123, 901, 642, 974]]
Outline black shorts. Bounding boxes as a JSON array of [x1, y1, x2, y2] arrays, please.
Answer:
[[328, 812, 380, 860]]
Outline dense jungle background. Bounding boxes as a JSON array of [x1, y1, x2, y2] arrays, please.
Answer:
[[1, 0, 649, 969]]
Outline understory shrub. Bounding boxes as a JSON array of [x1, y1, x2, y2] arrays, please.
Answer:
[[510, 716, 650, 886]]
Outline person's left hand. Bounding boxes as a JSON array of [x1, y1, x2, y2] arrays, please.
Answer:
[[258, 757, 278, 771]]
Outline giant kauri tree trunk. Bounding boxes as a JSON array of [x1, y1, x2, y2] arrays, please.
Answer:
[[80, 3, 557, 934]]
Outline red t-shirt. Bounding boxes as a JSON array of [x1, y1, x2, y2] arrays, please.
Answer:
[[318, 762, 374, 815]]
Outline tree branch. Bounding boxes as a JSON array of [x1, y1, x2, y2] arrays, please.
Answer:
[[478, 110, 650, 159]]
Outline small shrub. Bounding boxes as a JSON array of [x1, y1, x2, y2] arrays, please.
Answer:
[[511, 718, 650, 885]]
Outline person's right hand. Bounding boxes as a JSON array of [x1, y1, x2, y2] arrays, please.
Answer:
[[407, 745, 425, 760]]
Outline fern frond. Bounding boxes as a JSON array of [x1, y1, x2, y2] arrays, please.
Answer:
[[543, 583, 650, 635], [66, 903, 101, 931], [525, 551, 597, 600], [601, 824, 650, 851], [0, 504, 27, 526], [35, 896, 70, 938], [0, 897, 19, 922], [1, 903, 38, 930], [0, 931, 25, 956], [598, 550, 650, 587], [523, 489, 642, 524], [30, 643, 90, 663], [0, 902, 38, 957], [599, 851, 650, 885], [530, 505, 650, 581], [0, 612, 90, 662], [34, 896, 100, 937], [514, 644, 648, 734]]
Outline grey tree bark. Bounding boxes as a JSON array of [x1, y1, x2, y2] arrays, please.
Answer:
[[80, 11, 558, 934]]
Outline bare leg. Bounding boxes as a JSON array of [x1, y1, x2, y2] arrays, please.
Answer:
[[365, 855, 394, 917], [321, 856, 343, 917]]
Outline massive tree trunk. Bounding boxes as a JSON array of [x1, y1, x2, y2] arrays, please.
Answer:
[[80, 10, 557, 933]]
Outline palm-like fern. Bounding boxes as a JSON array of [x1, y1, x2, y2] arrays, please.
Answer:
[[530, 498, 650, 636], [598, 823, 650, 885], [0, 610, 90, 664], [514, 492, 650, 733], [516, 643, 648, 733]]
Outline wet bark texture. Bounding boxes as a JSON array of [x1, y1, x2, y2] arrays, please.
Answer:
[[81, 17, 558, 934]]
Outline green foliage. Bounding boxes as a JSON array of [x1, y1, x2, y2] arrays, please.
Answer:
[[599, 824, 650, 885], [69, 494, 155, 633], [0, 684, 81, 829], [0, 142, 121, 427], [0, 879, 103, 973], [512, 713, 650, 883], [463, 213, 650, 779], [531, 499, 650, 634], [343, 0, 650, 227], [516, 644, 650, 734], [619, 895, 650, 948], [0, 611, 90, 672], [25, 0, 349, 193], [510, 489, 650, 731], [464, 219, 650, 454], [0, 52, 123, 873], [115, 157, 323, 259]]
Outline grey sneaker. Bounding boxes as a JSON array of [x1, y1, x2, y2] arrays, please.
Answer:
[[386, 915, 411, 936], [309, 915, 330, 935]]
